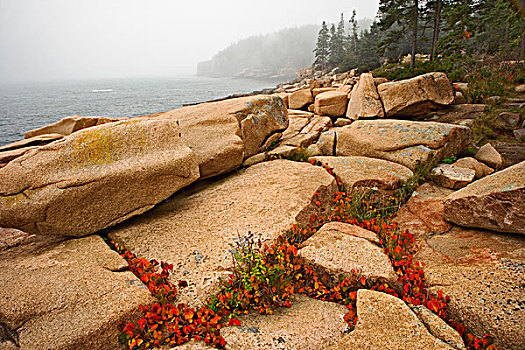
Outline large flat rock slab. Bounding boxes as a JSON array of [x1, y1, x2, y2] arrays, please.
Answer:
[[336, 120, 472, 170], [329, 290, 458, 350], [221, 295, 348, 350], [311, 156, 413, 191], [0, 235, 154, 350], [414, 226, 525, 350], [395, 187, 525, 350], [159, 95, 288, 178], [299, 222, 397, 285], [378, 72, 454, 117], [0, 118, 200, 237], [444, 161, 525, 234], [108, 160, 337, 306]]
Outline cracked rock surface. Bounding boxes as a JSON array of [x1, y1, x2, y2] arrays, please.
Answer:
[[0, 235, 154, 350], [335, 120, 472, 170], [108, 160, 337, 306], [311, 156, 413, 191], [159, 95, 288, 178], [299, 222, 397, 285], [444, 160, 525, 234], [377, 72, 455, 117], [221, 295, 348, 350], [0, 118, 200, 237], [329, 289, 459, 350]]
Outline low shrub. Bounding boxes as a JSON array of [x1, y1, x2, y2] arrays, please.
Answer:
[[111, 156, 497, 350]]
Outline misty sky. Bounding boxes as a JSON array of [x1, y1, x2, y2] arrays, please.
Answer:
[[0, 0, 379, 83]]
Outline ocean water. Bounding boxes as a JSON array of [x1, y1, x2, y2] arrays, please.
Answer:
[[0, 76, 281, 147]]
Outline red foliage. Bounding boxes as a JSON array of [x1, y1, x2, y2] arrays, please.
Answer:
[[111, 157, 497, 350]]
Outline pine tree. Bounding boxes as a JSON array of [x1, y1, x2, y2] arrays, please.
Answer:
[[438, 0, 475, 55], [328, 23, 338, 69], [430, 0, 442, 60], [378, 0, 424, 68], [314, 21, 330, 71], [334, 13, 347, 66], [349, 10, 359, 53], [340, 21, 383, 72]]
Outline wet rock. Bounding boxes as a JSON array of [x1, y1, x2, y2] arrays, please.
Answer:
[[346, 73, 385, 119], [299, 222, 396, 284], [336, 120, 472, 171], [329, 289, 457, 350], [0, 118, 200, 237], [221, 295, 348, 350], [314, 91, 348, 117], [444, 160, 525, 234], [108, 160, 337, 306], [0, 235, 154, 350], [378, 72, 455, 117], [430, 164, 475, 189], [311, 156, 413, 191]]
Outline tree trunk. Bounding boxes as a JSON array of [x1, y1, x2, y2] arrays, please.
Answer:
[[430, 0, 442, 61], [411, 0, 419, 69]]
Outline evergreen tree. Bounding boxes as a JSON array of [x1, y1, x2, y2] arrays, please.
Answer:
[[349, 10, 359, 53], [334, 13, 347, 65], [429, 0, 442, 60], [438, 0, 475, 55], [328, 23, 338, 68], [340, 21, 383, 72], [314, 21, 330, 71], [378, 0, 424, 68]]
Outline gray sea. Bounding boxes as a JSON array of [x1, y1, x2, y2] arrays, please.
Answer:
[[0, 76, 281, 147]]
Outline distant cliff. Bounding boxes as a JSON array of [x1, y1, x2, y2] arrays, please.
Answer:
[[197, 25, 319, 79]]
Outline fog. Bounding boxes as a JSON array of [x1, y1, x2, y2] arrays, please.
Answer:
[[0, 0, 379, 83]]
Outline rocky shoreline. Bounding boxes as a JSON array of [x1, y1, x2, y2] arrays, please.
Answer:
[[1, 71, 524, 350]]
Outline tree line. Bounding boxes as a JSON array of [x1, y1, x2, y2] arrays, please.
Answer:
[[314, 0, 525, 73]]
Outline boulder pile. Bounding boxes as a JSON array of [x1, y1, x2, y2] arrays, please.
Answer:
[[0, 71, 524, 350]]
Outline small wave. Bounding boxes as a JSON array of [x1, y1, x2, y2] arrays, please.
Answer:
[[92, 89, 113, 93]]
